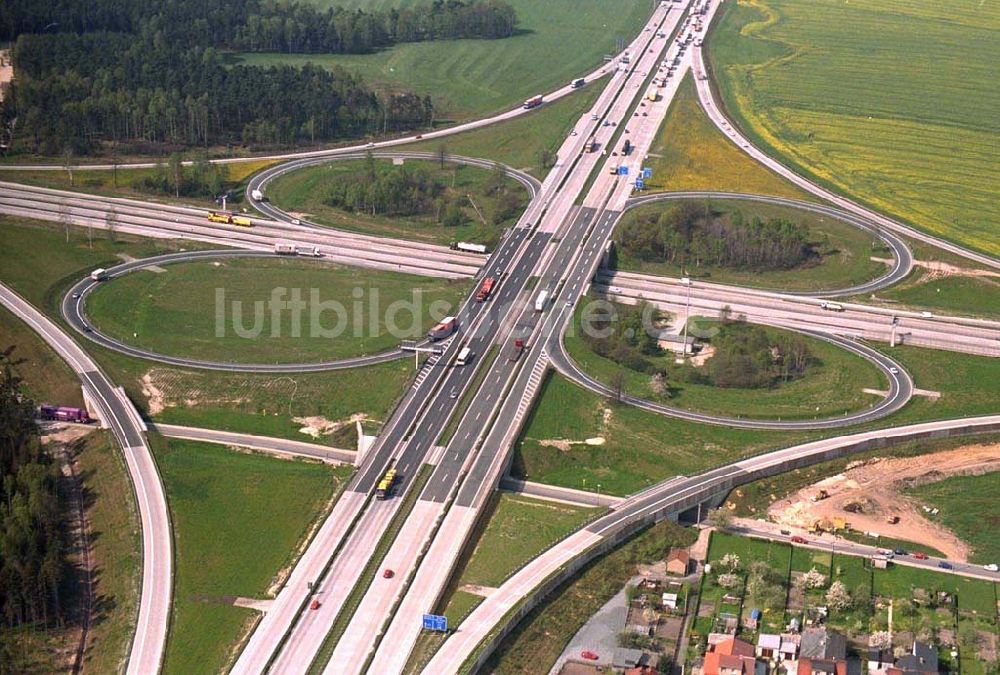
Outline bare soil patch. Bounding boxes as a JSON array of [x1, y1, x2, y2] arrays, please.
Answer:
[[872, 257, 1000, 281], [767, 444, 1000, 561], [292, 413, 366, 439]]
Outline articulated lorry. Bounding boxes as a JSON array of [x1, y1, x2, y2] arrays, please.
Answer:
[[427, 316, 457, 341], [274, 243, 322, 257], [475, 277, 496, 302], [450, 241, 488, 254], [38, 405, 92, 424]]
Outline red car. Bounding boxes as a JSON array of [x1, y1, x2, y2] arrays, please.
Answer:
[[383, 569, 395, 579], [310, 599, 321, 610], [581, 650, 599, 661], [913, 552, 929, 560], [790, 535, 807, 544]]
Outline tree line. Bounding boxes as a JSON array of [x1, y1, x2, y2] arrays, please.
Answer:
[[617, 203, 823, 271], [1, 0, 517, 155], [324, 155, 524, 229], [0, 356, 66, 640], [0, 0, 517, 51], [5, 33, 431, 155], [233, 0, 519, 54]]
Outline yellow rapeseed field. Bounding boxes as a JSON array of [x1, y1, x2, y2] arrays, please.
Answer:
[[644, 75, 812, 200], [708, 0, 1000, 256]]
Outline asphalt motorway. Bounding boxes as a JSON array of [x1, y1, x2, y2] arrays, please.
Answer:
[[233, 22, 675, 662], [0, 283, 172, 675], [0, 181, 483, 280], [598, 272, 1000, 357], [285, 4, 690, 670]]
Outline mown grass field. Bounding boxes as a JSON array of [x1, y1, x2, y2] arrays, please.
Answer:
[[2, 160, 278, 208], [516, 342, 1000, 497], [156, 438, 349, 675], [0, 216, 199, 309], [513, 371, 814, 496], [236, 0, 650, 121], [403, 77, 607, 178], [616, 198, 886, 291], [707, 0, 1000, 256], [907, 472, 1000, 566], [880, 345, 1000, 426], [86, 258, 467, 363], [267, 158, 527, 246], [873, 271, 1000, 319], [453, 494, 598, 589], [0, 305, 86, 407], [0, 216, 418, 442], [564, 311, 886, 420], [643, 74, 811, 200]]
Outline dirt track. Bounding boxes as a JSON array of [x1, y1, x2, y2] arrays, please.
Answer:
[[767, 443, 1000, 561]]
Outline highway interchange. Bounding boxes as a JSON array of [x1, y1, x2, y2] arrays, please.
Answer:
[[0, 0, 998, 673]]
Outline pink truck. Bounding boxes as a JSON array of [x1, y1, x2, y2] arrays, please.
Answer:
[[38, 404, 92, 424]]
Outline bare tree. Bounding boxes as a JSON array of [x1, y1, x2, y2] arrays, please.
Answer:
[[490, 161, 507, 196], [62, 146, 75, 186], [650, 372, 669, 398], [609, 369, 626, 404], [59, 201, 72, 243], [167, 152, 183, 198], [105, 204, 118, 244]]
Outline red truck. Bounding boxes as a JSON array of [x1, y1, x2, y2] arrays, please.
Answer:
[[427, 316, 457, 341], [475, 277, 496, 302], [523, 94, 543, 109]]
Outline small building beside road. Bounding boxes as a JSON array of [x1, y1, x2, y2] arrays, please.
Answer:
[[666, 548, 690, 576]]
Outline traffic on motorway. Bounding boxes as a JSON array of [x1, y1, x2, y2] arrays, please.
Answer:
[[2, 0, 997, 672]]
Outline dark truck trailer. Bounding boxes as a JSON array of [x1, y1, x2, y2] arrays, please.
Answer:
[[622, 139, 633, 156], [572, 78, 585, 88], [39, 404, 92, 424]]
